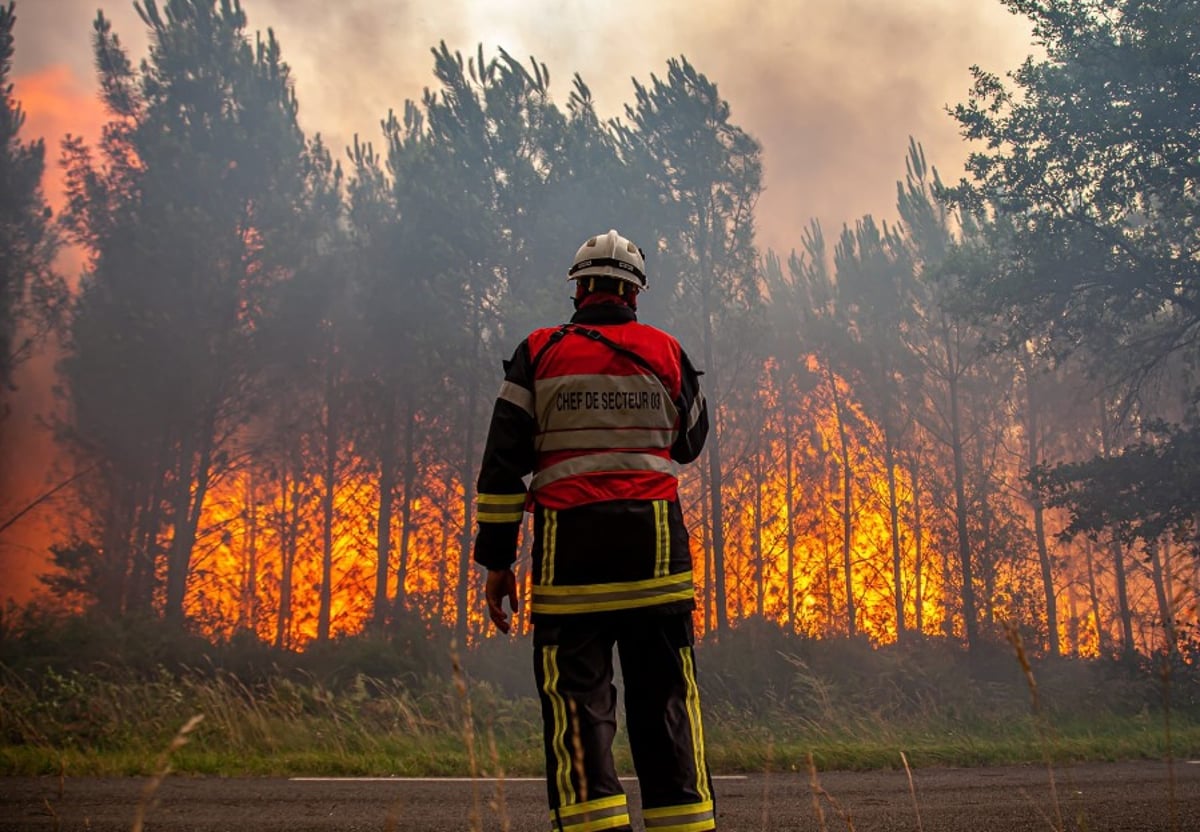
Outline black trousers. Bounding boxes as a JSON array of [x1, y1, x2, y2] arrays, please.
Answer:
[[532, 610, 716, 832]]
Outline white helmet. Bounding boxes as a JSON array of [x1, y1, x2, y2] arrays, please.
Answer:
[[567, 229, 647, 290]]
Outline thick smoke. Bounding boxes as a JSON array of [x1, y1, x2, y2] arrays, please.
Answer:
[[1, 0, 1032, 600], [15, 0, 1032, 249]]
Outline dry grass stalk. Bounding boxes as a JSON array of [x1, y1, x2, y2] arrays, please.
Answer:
[[900, 751, 923, 832], [805, 753, 828, 832], [382, 796, 406, 832], [761, 737, 774, 832], [487, 727, 511, 832], [806, 752, 855, 832], [1003, 620, 1063, 832], [1160, 648, 1178, 832], [449, 641, 483, 832], [130, 713, 203, 832], [42, 796, 60, 831]]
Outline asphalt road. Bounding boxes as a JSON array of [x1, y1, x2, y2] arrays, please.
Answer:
[[2, 761, 1199, 831]]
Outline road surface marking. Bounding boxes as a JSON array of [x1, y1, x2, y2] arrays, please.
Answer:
[[291, 776, 749, 783]]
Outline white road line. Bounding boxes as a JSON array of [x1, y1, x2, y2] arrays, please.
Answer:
[[291, 776, 748, 783]]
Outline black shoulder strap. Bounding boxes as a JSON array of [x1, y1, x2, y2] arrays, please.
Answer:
[[530, 324, 660, 377], [529, 325, 571, 372]]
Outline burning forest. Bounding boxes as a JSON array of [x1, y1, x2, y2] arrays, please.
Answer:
[[1, 0, 1198, 673]]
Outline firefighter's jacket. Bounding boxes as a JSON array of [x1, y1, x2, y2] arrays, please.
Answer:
[[473, 301, 709, 617]]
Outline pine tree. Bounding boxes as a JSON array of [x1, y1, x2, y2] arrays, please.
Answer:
[[0, 1, 63, 410]]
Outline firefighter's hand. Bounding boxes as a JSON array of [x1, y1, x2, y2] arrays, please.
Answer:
[[485, 568, 519, 634]]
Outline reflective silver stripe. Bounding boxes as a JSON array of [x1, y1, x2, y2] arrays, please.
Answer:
[[497, 380, 534, 416], [535, 427, 676, 453], [534, 373, 678, 433], [687, 392, 705, 431], [530, 452, 675, 492], [557, 794, 630, 830], [642, 800, 715, 831], [532, 572, 694, 614]]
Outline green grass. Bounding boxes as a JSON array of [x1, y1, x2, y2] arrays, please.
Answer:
[[3, 617, 1198, 778], [3, 664, 1197, 777]]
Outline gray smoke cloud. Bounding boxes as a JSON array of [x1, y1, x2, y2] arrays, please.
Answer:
[[15, 0, 1032, 252], [3, 0, 1032, 600]]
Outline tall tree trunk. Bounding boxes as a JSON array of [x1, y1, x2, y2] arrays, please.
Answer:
[[99, 486, 133, 616], [699, 456, 714, 635], [754, 442, 764, 618], [165, 408, 216, 626], [820, 455, 835, 626], [1110, 535, 1136, 662], [1098, 396, 1135, 662], [946, 353, 978, 650], [394, 398, 417, 615], [456, 332, 482, 644], [883, 432, 905, 641], [241, 470, 258, 632], [978, 471, 996, 628], [1025, 366, 1059, 656], [910, 453, 925, 634], [373, 391, 397, 630], [784, 412, 796, 632], [129, 435, 170, 612], [826, 365, 856, 638], [698, 209, 728, 633], [1146, 539, 1177, 656], [701, 328, 727, 633], [1083, 537, 1106, 654], [1066, 581, 1080, 657], [275, 466, 296, 650], [318, 361, 339, 644]]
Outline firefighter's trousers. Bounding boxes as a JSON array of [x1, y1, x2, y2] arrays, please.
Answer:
[[532, 610, 716, 832]]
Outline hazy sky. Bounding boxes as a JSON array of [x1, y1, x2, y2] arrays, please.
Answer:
[[12, 0, 1035, 252], [1, 0, 1035, 600]]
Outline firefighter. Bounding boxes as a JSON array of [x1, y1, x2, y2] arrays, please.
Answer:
[[474, 229, 714, 832]]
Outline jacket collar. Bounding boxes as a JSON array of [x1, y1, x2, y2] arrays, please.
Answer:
[[570, 303, 637, 326]]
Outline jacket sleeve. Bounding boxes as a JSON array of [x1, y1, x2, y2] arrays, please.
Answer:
[[671, 347, 708, 464], [473, 340, 537, 571]]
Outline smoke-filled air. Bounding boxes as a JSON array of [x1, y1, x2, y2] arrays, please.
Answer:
[[2, 0, 1200, 808]]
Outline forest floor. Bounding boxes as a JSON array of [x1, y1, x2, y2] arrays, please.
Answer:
[[2, 760, 1199, 831]]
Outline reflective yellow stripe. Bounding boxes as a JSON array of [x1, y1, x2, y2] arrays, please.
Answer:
[[654, 500, 669, 577], [477, 492, 526, 507], [542, 646, 574, 806], [541, 509, 558, 585], [559, 795, 627, 817], [531, 572, 694, 615], [643, 800, 715, 831], [680, 648, 711, 803], [643, 820, 715, 832], [477, 493, 526, 524], [557, 793, 630, 830], [477, 510, 524, 523]]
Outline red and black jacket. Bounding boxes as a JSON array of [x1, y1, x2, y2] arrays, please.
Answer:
[[473, 301, 708, 616]]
